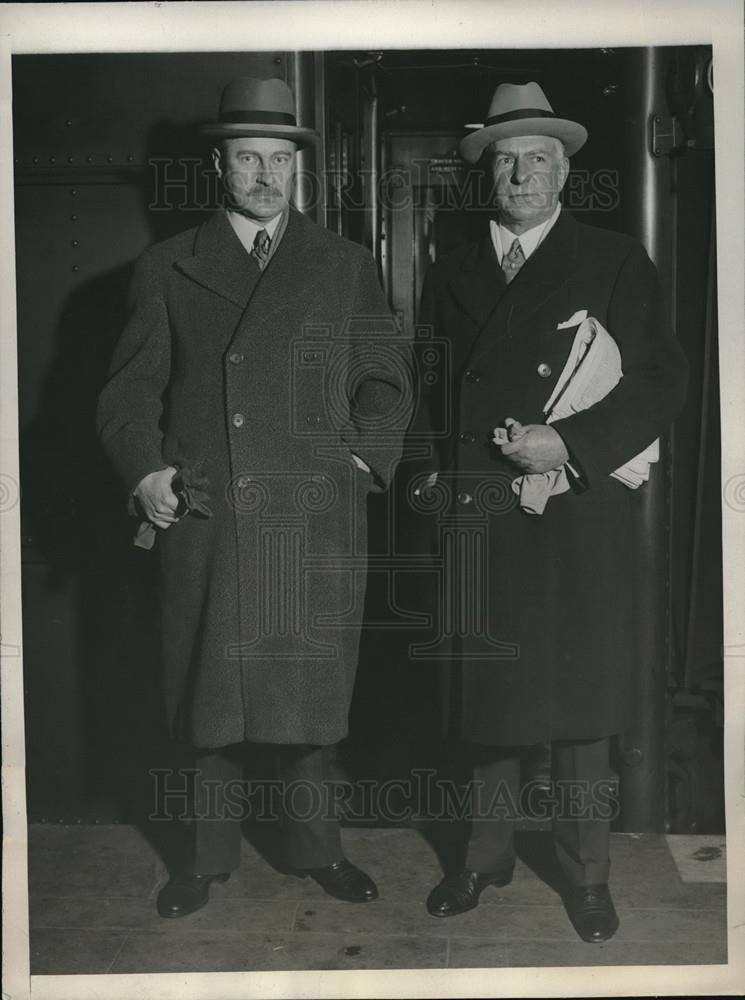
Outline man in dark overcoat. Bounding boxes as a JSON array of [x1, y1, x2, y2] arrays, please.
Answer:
[[97, 77, 411, 917], [417, 82, 688, 941]]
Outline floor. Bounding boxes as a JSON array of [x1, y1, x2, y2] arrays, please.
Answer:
[[26, 824, 727, 974]]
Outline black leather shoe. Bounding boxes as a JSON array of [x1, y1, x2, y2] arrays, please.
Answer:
[[562, 883, 620, 942], [156, 872, 230, 919], [304, 858, 378, 902], [426, 867, 514, 918]]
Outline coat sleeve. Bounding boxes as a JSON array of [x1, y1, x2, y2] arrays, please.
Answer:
[[95, 250, 173, 502], [549, 242, 689, 486], [337, 249, 414, 490]]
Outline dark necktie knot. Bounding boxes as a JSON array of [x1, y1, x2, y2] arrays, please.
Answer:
[[252, 228, 271, 265]]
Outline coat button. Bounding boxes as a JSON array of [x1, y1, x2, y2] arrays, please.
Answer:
[[465, 369, 481, 383], [228, 352, 244, 364], [459, 431, 476, 443], [457, 491, 473, 505], [537, 362, 552, 378], [232, 413, 245, 428]]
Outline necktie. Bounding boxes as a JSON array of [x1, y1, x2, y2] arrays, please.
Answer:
[[252, 228, 271, 267], [501, 236, 526, 284]]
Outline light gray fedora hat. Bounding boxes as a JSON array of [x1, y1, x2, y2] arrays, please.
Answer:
[[459, 81, 588, 163], [200, 77, 319, 147]]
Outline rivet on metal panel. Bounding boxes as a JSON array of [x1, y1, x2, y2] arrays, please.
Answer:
[[65, 119, 73, 127], [107, 155, 113, 163], [127, 154, 134, 163], [622, 747, 644, 766], [32, 156, 39, 164], [86, 155, 93, 163], [274, 57, 282, 64], [72, 265, 80, 272], [70, 215, 78, 222], [68, 156, 74, 164], [70, 189, 78, 196], [71, 240, 79, 248], [49, 156, 56, 164]]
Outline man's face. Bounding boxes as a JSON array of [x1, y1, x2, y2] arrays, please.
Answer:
[[489, 135, 569, 232], [213, 136, 297, 221]]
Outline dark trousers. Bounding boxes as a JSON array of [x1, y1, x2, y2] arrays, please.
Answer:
[[190, 743, 343, 874], [465, 737, 614, 886]]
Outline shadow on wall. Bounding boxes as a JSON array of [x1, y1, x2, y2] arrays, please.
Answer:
[[19, 120, 217, 822]]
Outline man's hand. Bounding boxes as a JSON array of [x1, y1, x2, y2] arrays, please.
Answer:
[[496, 420, 569, 474], [134, 467, 180, 529]]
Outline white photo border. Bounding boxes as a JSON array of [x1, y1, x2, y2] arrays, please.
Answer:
[[1, 2, 743, 999]]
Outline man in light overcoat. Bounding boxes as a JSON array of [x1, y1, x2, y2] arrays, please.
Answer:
[[97, 77, 411, 917]]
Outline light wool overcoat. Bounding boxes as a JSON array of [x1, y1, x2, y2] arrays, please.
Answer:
[[98, 208, 410, 748]]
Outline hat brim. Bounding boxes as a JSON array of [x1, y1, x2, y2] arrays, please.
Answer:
[[459, 118, 588, 163], [199, 122, 320, 148]]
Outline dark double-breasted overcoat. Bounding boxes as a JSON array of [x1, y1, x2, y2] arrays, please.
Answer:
[[97, 208, 410, 749], [416, 210, 688, 746]]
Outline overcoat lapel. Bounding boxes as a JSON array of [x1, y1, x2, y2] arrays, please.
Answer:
[[232, 209, 332, 334], [448, 236, 505, 361], [464, 210, 580, 367], [173, 209, 330, 337], [174, 209, 262, 310]]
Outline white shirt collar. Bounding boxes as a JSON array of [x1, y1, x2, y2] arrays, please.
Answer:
[[225, 209, 284, 256], [490, 202, 562, 265]]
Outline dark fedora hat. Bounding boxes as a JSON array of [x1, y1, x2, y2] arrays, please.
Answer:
[[459, 81, 588, 163], [200, 77, 319, 147]]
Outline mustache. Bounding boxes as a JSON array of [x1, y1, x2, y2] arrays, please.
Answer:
[[222, 172, 286, 198], [249, 185, 283, 197]]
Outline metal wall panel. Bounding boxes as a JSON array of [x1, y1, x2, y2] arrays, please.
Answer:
[[13, 52, 287, 169], [15, 183, 153, 428]]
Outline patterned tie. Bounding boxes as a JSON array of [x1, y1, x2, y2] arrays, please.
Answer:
[[251, 228, 271, 268], [501, 236, 526, 284]]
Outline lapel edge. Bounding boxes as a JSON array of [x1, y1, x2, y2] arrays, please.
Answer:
[[174, 209, 259, 309]]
